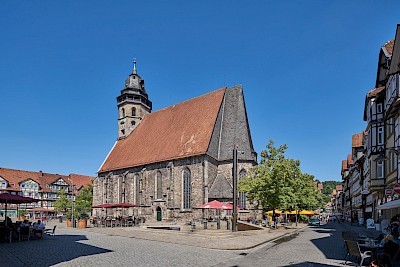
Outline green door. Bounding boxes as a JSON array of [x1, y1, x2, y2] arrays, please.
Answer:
[[156, 207, 162, 221]]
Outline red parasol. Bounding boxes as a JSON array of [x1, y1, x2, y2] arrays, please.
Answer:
[[0, 193, 39, 226], [92, 203, 115, 208], [195, 200, 233, 210], [0, 193, 38, 204]]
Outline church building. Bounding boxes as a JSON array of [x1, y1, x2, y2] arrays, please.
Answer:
[[93, 61, 259, 222]]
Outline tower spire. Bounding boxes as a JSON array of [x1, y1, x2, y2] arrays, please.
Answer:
[[133, 58, 137, 74]]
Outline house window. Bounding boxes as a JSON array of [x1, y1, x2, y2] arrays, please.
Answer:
[[156, 171, 162, 199], [377, 127, 384, 145], [377, 103, 382, 113], [132, 107, 136, 116], [121, 108, 125, 118], [183, 169, 191, 209], [377, 162, 384, 178]]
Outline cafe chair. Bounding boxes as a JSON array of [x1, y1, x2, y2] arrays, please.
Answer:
[[19, 226, 30, 242], [45, 226, 56, 238], [377, 243, 400, 267], [344, 240, 372, 266]]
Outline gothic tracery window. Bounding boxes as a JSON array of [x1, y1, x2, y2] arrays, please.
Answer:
[[239, 169, 247, 209], [156, 171, 162, 199], [183, 168, 191, 209]]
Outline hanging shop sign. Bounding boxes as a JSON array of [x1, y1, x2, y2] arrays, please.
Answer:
[[385, 188, 394, 196], [394, 184, 400, 194]]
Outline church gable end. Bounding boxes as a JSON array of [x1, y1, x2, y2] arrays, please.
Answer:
[[207, 85, 257, 163]]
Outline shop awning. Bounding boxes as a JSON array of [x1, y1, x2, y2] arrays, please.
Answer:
[[377, 199, 400, 210]]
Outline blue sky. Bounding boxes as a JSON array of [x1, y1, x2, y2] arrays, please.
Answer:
[[0, 1, 399, 181]]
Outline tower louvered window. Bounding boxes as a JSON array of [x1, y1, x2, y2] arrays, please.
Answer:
[[183, 169, 191, 209]]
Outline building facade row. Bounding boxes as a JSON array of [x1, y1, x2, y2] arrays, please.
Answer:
[[0, 167, 93, 215], [340, 24, 400, 224]]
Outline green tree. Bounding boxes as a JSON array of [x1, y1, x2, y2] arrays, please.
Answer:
[[53, 189, 71, 213], [75, 184, 93, 220], [239, 140, 300, 221], [239, 140, 324, 224]]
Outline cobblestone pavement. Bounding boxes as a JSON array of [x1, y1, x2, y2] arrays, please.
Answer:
[[0, 221, 305, 267], [0, 221, 377, 267], [215, 222, 375, 267]]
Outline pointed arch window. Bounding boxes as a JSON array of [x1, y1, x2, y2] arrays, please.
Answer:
[[156, 171, 162, 199], [183, 169, 191, 209], [239, 169, 247, 209], [132, 107, 136, 117], [135, 175, 140, 205]]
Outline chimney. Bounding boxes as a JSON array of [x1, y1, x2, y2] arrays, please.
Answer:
[[39, 170, 43, 176]]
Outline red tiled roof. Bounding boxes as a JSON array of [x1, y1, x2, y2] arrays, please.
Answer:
[[367, 87, 384, 98], [352, 133, 363, 148], [0, 167, 93, 192], [336, 185, 343, 191], [347, 154, 354, 166], [342, 160, 348, 171], [99, 87, 227, 173], [383, 39, 395, 55], [69, 174, 93, 191]]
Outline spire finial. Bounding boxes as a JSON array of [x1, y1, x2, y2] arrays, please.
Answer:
[[133, 58, 137, 74]]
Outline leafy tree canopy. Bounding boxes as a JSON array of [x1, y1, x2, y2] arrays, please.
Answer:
[[239, 140, 325, 219]]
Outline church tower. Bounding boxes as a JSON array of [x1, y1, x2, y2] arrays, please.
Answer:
[[117, 59, 152, 139]]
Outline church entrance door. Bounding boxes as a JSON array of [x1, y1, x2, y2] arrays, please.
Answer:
[[156, 207, 162, 221]]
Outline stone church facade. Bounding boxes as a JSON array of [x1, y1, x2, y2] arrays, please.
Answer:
[[93, 63, 259, 222]]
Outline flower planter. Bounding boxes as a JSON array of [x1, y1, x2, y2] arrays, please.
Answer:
[[78, 219, 87, 229], [66, 219, 72, 227]]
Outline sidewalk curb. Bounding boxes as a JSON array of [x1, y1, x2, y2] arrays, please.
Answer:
[[82, 224, 309, 251]]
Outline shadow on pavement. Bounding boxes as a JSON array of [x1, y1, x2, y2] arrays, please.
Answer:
[[0, 234, 112, 266], [287, 262, 345, 267], [309, 223, 346, 262]]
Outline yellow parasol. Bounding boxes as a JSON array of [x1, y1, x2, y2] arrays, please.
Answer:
[[264, 210, 283, 215]]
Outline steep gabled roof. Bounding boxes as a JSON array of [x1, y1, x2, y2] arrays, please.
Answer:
[[341, 160, 348, 173], [0, 167, 93, 192], [99, 87, 227, 173], [389, 25, 400, 75], [69, 174, 93, 191], [208, 173, 232, 199], [347, 154, 354, 166], [364, 87, 384, 121]]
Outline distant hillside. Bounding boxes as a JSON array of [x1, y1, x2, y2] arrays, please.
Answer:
[[320, 180, 342, 204]]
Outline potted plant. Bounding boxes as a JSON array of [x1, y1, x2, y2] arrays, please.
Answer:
[[18, 209, 28, 221]]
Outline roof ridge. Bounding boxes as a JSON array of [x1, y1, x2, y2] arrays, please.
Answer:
[[150, 87, 227, 115]]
